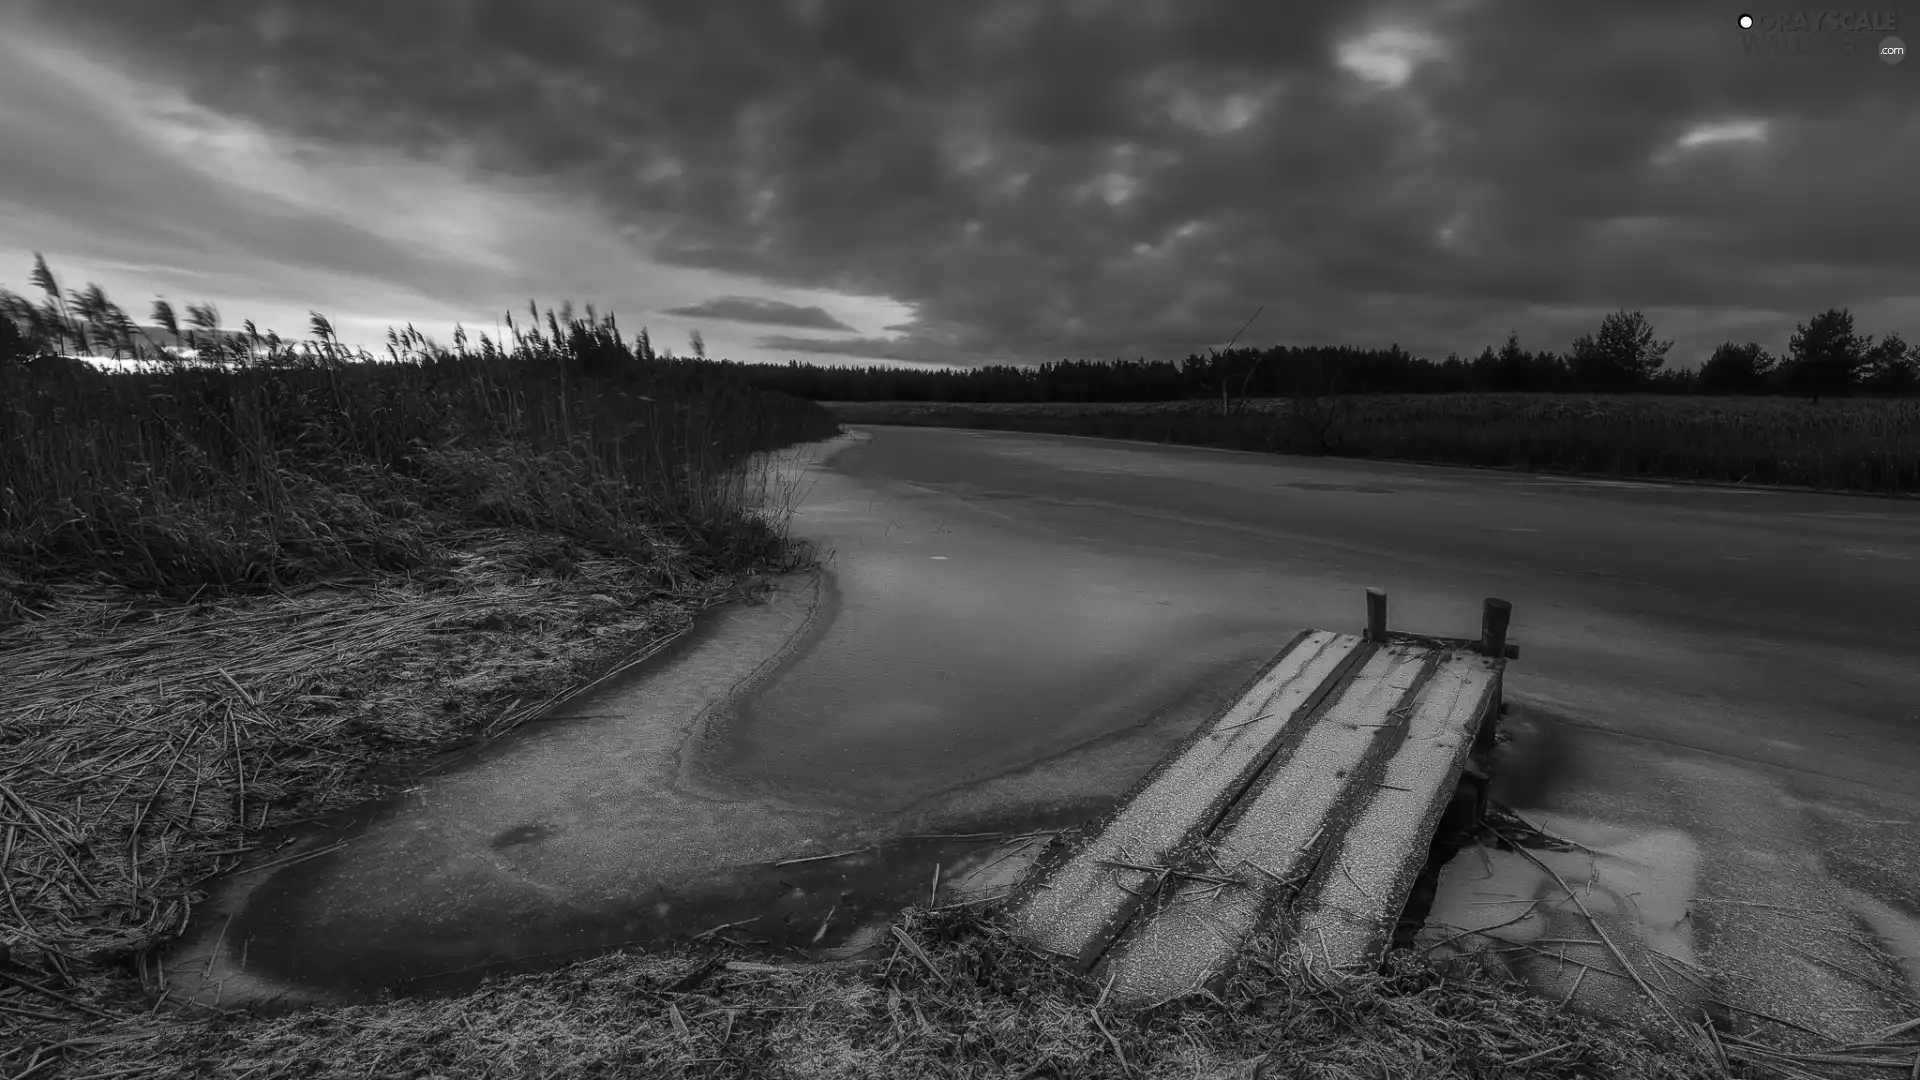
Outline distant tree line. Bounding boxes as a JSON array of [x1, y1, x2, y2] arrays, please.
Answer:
[[5, 254, 1914, 406], [719, 309, 1918, 403]]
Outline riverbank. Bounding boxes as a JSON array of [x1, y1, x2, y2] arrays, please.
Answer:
[[0, 338, 1882, 1077], [8, 532, 1906, 1080], [0, 492, 1726, 1080], [821, 395, 1920, 497]]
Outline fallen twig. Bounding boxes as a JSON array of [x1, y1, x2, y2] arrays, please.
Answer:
[[1489, 826, 1696, 1049], [1089, 1006, 1132, 1077], [235, 839, 349, 876], [1720, 1031, 1919, 1071], [692, 916, 760, 941], [1215, 710, 1277, 733], [1559, 964, 1587, 1008], [1096, 859, 1239, 887], [889, 925, 946, 987], [0, 969, 119, 1021], [1708, 999, 1846, 1044], [1510, 1040, 1577, 1066], [1779, 942, 1902, 997], [772, 845, 872, 868], [900, 830, 1058, 842], [1419, 901, 1545, 953], [1865, 1016, 1920, 1044]]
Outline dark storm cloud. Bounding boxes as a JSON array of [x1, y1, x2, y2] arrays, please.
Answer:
[[0, 29, 512, 305], [11, 0, 1918, 366], [662, 296, 854, 331]]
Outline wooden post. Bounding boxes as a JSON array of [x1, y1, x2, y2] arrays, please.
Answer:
[[1365, 588, 1387, 642], [1480, 598, 1512, 659], [1474, 685, 1503, 753]]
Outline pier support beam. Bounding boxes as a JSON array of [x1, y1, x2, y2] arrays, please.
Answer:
[[1480, 598, 1514, 659]]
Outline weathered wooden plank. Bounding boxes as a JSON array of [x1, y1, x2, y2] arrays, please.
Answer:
[[1002, 630, 1368, 968], [1095, 644, 1438, 1005], [1004, 592, 1519, 1007], [1291, 649, 1500, 974]]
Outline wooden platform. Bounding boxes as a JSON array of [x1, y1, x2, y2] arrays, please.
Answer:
[[1002, 592, 1514, 1007]]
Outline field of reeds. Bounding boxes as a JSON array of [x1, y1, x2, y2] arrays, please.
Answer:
[[0, 320, 840, 603], [824, 394, 1920, 496]]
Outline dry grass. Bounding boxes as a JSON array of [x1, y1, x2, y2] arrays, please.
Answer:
[[823, 395, 1920, 496], [11, 903, 1742, 1080], [0, 526, 796, 1036]]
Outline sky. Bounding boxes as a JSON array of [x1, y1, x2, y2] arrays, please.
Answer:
[[2, 1, 1915, 371]]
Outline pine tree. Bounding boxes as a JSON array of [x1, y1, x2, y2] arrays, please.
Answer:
[[1568, 310, 1672, 390]]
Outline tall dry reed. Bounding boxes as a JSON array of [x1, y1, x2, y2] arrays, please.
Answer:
[[0, 269, 840, 604]]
